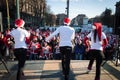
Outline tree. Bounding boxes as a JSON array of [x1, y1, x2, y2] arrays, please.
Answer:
[[101, 8, 113, 27], [44, 5, 56, 26]]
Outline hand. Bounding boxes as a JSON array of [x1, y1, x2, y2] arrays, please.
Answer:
[[45, 38, 49, 42], [85, 48, 90, 52]]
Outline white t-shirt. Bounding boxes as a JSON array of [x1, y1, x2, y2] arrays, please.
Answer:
[[87, 31, 106, 50], [10, 28, 30, 49], [46, 25, 75, 47]]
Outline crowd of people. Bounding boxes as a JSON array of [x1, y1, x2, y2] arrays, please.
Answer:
[[0, 23, 117, 61]]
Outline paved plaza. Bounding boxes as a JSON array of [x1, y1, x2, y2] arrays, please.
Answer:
[[0, 60, 120, 80]]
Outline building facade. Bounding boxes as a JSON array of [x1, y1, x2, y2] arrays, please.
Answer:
[[0, 0, 46, 31], [115, 1, 120, 35]]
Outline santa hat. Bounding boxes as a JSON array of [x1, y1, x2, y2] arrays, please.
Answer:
[[15, 19, 25, 28], [64, 18, 70, 25], [33, 36, 38, 40], [92, 22, 102, 41]]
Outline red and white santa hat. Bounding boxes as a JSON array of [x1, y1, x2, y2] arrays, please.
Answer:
[[15, 19, 25, 28], [92, 22, 102, 41], [33, 36, 38, 40], [64, 17, 70, 25]]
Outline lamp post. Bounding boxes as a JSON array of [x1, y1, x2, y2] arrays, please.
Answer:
[[66, 0, 69, 18], [6, 0, 10, 29], [16, 0, 20, 19], [0, 12, 3, 32], [115, 1, 120, 35]]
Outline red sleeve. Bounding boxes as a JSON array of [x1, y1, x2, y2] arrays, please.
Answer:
[[3, 35, 12, 47], [102, 38, 108, 47], [36, 43, 40, 49], [34, 43, 41, 53], [37, 44, 41, 48], [28, 42, 32, 49], [49, 47, 52, 53], [84, 37, 89, 48], [3, 37, 7, 45], [25, 37, 30, 44]]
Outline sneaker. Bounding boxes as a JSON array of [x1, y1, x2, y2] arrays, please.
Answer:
[[86, 69, 91, 74], [22, 72, 25, 76], [118, 59, 120, 63], [95, 77, 100, 80]]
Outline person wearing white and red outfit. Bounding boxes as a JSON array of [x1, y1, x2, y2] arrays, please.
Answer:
[[54, 43, 61, 60], [46, 18, 75, 80], [29, 36, 40, 60], [42, 42, 52, 59], [84, 22, 108, 80], [4, 29, 15, 60], [0, 32, 7, 58], [10, 19, 30, 80]]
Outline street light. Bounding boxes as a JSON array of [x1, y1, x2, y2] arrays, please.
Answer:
[[16, 0, 20, 19], [6, 0, 10, 29], [0, 12, 3, 32], [66, 0, 69, 18]]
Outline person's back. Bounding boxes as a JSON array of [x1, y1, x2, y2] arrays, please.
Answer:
[[10, 28, 29, 49], [84, 22, 108, 80], [9, 19, 30, 80], [46, 18, 75, 80], [58, 25, 75, 47]]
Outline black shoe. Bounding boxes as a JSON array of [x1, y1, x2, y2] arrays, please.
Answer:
[[22, 72, 24, 76], [95, 77, 100, 80], [64, 75, 69, 80]]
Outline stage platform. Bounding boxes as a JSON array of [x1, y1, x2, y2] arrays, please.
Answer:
[[0, 60, 120, 80]]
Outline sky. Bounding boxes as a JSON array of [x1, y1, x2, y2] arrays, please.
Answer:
[[47, 0, 120, 19]]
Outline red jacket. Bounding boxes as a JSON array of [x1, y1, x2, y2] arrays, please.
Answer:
[[28, 41, 41, 54]]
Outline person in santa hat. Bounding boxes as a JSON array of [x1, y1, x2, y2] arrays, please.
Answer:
[[84, 22, 108, 80], [46, 17, 75, 80], [28, 36, 41, 60], [10, 19, 30, 80]]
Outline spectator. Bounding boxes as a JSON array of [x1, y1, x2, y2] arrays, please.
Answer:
[[74, 39, 85, 60], [42, 42, 52, 60], [29, 36, 41, 60], [0, 32, 7, 59], [53, 43, 61, 60]]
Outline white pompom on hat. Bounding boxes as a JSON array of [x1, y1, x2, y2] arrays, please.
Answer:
[[15, 19, 25, 28], [92, 25, 96, 30], [64, 17, 70, 25]]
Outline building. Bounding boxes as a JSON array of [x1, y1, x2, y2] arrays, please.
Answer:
[[0, 0, 16, 30], [56, 13, 67, 26], [71, 14, 88, 26], [0, 0, 46, 31], [115, 1, 120, 35]]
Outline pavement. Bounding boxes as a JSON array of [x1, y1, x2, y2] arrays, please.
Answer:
[[0, 60, 120, 80]]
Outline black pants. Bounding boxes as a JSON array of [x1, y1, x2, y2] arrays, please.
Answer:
[[60, 46, 72, 76], [88, 50, 104, 80], [14, 48, 27, 80]]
